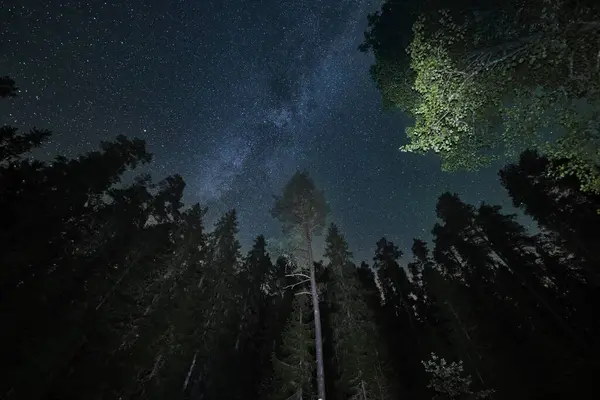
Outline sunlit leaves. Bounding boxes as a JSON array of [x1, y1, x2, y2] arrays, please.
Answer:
[[365, 0, 600, 191]]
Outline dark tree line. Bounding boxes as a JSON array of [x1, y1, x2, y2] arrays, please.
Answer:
[[351, 150, 600, 399], [0, 78, 291, 400], [3, 70, 600, 400]]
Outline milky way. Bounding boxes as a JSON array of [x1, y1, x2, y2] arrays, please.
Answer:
[[0, 0, 514, 261]]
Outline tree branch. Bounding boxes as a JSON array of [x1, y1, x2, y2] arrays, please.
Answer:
[[286, 273, 310, 279], [285, 279, 310, 290]]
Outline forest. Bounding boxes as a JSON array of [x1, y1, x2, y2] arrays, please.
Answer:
[[3, 0, 600, 399]]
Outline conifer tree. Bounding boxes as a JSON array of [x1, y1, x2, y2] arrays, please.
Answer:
[[0, 133, 154, 399], [183, 209, 243, 400], [230, 235, 281, 400], [499, 150, 600, 283], [430, 191, 598, 398], [40, 174, 195, 400], [407, 239, 458, 363], [144, 203, 207, 400], [431, 193, 528, 398], [325, 224, 392, 400], [268, 296, 315, 400], [272, 171, 330, 400], [372, 237, 427, 397], [0, 126, 51, 164]]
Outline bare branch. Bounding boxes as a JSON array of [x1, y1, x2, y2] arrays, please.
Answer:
[[295, 291, 311, 296], [286, 273, 310, 279], [284, 279, 310, 290]]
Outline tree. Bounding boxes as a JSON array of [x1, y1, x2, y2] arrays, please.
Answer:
[[1, 76, 282, 400], [0, 126, 52, 164], [325, 224, 393, 400], [0, 133, 154, 400], [0, 133, 152, 300], [37, 174, 199, 400], [272, 171, 330, 400], [141, 203, 207, 400], [231, 235, 282, 400], [372, 237, 427, 397], [431, 192, 531, 398], [182, 209, 243, 400], [430, 190, 600, 398], [407, 238, 460, 365], [0, 76, 18, 97], [362, 0, 600, 191], [422, 353, 494, 400], [500, 150, 600, 282], [268, 296, 315, 400]]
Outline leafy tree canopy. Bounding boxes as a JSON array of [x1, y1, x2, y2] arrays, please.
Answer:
[[363, 0, 600, 192]]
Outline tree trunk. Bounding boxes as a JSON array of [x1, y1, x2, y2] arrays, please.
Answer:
[[307, 228, 326, 400], [445, 300, 485, 385], [182, 351, 198, 392]]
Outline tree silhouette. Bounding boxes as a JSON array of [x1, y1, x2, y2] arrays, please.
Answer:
[[272, 171, 330, 400], [325, 224, 392, 400], [0, 76, 18, 97], [500, 150, 600, 284]]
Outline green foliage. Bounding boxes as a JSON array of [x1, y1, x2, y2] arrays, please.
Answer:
[[364, 0, 600, 191]]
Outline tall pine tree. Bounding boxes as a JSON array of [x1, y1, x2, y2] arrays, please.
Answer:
[[272, 171, 330, 400], [325, 224, 392, 400]]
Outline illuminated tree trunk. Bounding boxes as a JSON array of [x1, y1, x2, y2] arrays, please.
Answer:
[[271, 171, 330, 399], [306, 227, 326, 400]]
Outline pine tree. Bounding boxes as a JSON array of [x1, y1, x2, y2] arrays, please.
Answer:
[[499, 150, 600, 284], [144, 203, 208, 400], [40, 174, 194, 400], [268, 296, 315, 400], [430, 191, 599, 398], [0, 126, 51, 164], [230, 235, 281, 400], [182, 209, 243, 400], [0, 135, 154, 400], [408, 239, 459, 365], [371, 237, 427, 397], [0, 134, 152, 303], [272, 171, 330, 400], [431, 193, 525, 399], [325, 224, 392, 400]]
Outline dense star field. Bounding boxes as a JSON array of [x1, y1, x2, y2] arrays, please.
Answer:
[[4, 1, 600, 399], [0, 0, 510, 259]]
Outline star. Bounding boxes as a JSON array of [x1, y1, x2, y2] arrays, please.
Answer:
[[1, 0, 514, 261]]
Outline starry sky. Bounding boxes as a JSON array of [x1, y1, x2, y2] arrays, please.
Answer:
[[0, 0, 514, 262]]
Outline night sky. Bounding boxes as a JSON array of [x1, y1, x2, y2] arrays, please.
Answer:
[[1, 0, 513, 262]]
